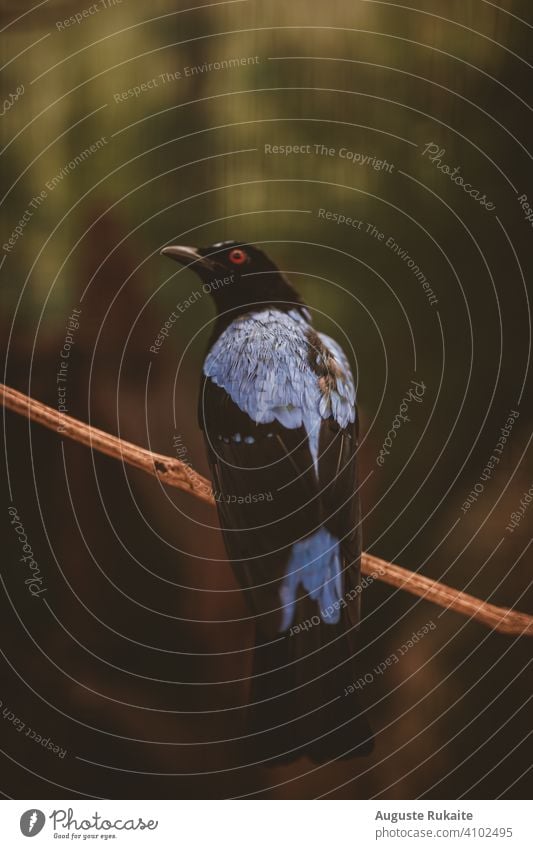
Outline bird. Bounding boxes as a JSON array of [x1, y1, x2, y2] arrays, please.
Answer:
[[161, 240, 373, 764]]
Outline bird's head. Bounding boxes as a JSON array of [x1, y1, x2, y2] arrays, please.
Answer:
[[160, 240, 306, 321]]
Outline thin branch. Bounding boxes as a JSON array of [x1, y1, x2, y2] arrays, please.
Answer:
[[2, 382, 531, 637], [2, 383, 213, 505]]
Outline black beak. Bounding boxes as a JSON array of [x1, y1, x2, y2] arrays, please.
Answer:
[[160, 244, 214, 272]]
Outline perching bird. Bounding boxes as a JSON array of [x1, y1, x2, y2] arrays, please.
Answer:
[[162, 240, 373, 763]]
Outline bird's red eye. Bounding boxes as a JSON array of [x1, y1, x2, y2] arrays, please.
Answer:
[[228, 248, 247, 265]]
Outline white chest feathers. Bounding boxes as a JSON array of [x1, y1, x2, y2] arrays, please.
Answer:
[[203, 309, 355, 470]]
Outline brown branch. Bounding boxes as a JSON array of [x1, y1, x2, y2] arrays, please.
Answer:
[[2, 382, 531, 637], [1, 383, 214, 506], [362, 554, 532, 637]]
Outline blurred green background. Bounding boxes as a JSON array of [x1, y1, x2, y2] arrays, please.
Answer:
[[1, 0, 532, 798]]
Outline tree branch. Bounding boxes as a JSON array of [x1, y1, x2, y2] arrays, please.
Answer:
[[2, 382, 531, 637]]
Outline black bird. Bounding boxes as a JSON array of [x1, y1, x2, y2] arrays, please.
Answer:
[[161, 240, 373, 763]]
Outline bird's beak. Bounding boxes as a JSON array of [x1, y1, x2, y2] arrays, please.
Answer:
[[160, 244, 214, 272]]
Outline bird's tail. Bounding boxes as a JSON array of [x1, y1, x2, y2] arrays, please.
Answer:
[[246, 595, 374, 764]]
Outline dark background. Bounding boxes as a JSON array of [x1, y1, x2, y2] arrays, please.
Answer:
[[1, 0, 532, 798]]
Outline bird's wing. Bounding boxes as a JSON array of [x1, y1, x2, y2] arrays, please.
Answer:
[[199, 310, 361, 636], [315, 330, 361, 627]]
